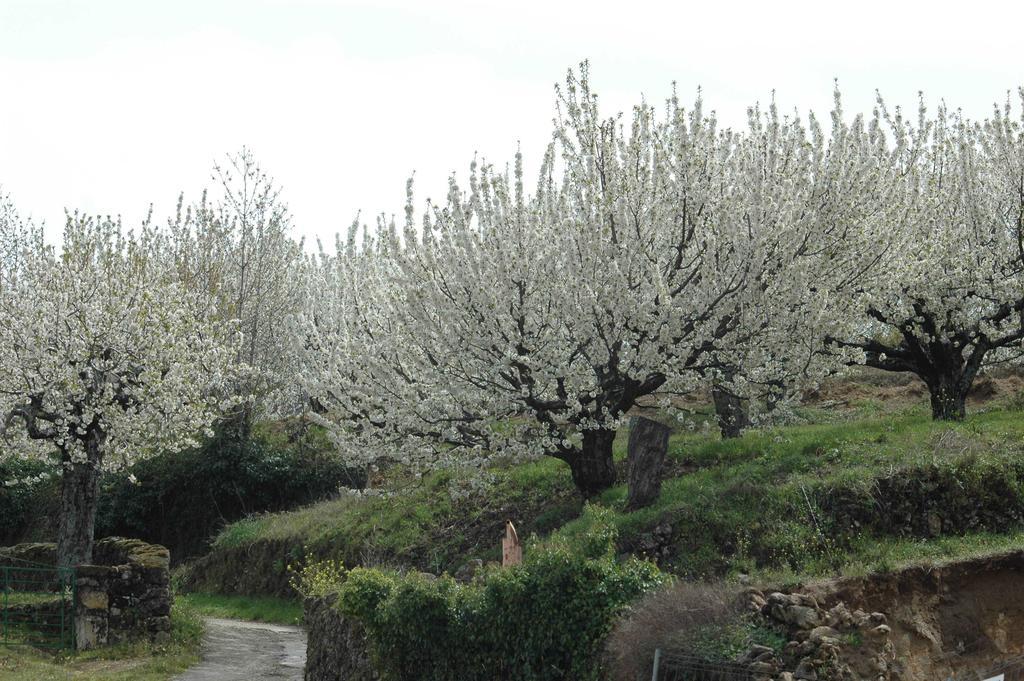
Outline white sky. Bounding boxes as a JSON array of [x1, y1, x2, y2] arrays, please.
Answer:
[[2, 0, 1023, 246]]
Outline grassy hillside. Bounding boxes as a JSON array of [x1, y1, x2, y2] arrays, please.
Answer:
[[180, 369, 1024, 597]]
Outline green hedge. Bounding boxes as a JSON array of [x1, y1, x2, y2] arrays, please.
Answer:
[[335, 507, 662, 681]]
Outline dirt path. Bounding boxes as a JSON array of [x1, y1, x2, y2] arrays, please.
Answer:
[[175, 617, 306, 681]]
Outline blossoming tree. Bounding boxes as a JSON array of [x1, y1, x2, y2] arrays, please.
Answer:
[[167, 149, 308, 440], [299, 69, 890, 496], [703, 93, 903, 436], [0, 209, 228, 568], [833, 94, 1024, 420]]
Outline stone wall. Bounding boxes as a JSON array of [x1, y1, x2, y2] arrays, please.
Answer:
[[0, 541, 61, 568], [303, 593, 379, 681], [0, 537, 172, 650], [75, 537, 173, 649], [180, 536, 304, 597], [731, 588, 896, 680]]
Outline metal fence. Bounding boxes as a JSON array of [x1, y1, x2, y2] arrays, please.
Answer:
[[651, 649, 756, 681], [0, 559, 75, 650]]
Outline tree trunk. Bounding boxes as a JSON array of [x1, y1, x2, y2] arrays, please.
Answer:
[[625, 417, 670, 511], [857, 311, 989, 422], [712, 385, 751, 439], [222, 405, 254, 449], [926, 372, 969, 421], [57, 434, 104, 569], [566, 429, 618, 498]]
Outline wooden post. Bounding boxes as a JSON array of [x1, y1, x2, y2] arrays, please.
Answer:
[[502, 520, 522, 566]]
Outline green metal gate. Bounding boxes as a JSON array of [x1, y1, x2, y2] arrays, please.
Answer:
[[0, 559, 75, 650]]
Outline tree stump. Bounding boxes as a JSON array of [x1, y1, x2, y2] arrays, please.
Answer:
[[626, 416, 670, 511]]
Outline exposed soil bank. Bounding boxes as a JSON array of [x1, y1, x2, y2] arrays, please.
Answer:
[[803, 549, 1024, 678]]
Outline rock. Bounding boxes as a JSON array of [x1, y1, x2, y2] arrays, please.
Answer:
[[868, 624, 891, 637], [767, 591, 797, 606], [633, 522, 674, 558], [738, 644, 774, 663], [795, 639, 815, 656], [809, 625, 840, 643], [795, 659, 818, 680], [787, 605, 821, 629], [748, 661, 776, 674], [779, 673, 795, 681], [745, 589, 767, 612], [453, 559, 483, 584], [75, 613, 107, 651], [78, 588, 108, 611], [147, 616, 171, 632], [826, 603, 853, 628], [813, 641, 840, 664]]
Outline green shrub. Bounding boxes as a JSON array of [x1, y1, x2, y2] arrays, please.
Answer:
[[337, 568, 398, 621], [337, 506, 663, 681]]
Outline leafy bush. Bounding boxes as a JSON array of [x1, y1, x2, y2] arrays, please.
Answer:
[[336, 507, 663, 681], [94, 419, 366, 561]]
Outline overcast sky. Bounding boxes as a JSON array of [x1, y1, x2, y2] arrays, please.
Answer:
[[2, 0, 1023, 245]]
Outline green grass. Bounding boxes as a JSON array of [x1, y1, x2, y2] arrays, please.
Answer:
[[0, 600, 203, 681], [570, 408, 1024, 578], [828, 528, 1024, 578], [1, 591, 64, 607], [177, 592, 303, 625], [194, 391, 1024, 591], [203, 452, 582, 578]]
